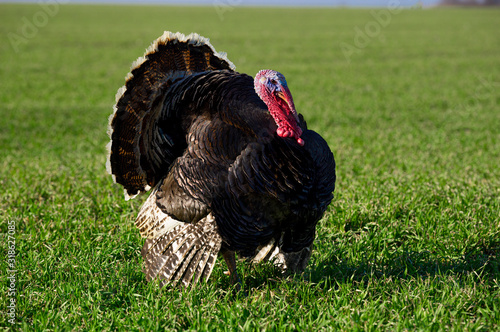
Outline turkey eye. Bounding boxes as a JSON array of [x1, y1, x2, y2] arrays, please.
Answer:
[[270, 79, 277, 85]]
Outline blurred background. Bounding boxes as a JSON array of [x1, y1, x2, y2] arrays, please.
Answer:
[[2, 0, 500, 6]]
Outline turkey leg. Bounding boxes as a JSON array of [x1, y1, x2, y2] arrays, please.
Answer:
[[221, 249, 241, 289]]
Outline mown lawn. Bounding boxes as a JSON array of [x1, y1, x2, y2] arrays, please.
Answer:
[[1, 4, 499, 331]]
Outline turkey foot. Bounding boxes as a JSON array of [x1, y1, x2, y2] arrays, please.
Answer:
[[221, 249, 241, 291]]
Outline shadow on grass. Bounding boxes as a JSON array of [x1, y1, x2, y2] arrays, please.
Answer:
[[229, 239, 500, 294], [308, 241, 500, 289], [90, 228, 499, 299]]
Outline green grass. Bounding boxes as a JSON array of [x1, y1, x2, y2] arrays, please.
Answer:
[[1, 4, 499, 331]]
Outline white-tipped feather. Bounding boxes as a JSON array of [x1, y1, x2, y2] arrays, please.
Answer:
[[106, 88, 125, 183], [124, 191, 137, 201], [144, 31, 236, 71], [105, 141, 115, 181], [130, 56, 147, 72], [114, 85, 127, 104]]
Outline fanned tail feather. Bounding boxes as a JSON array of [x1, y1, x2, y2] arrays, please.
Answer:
[[107, 31, 235, 200]]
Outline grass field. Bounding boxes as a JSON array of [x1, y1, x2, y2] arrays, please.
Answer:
[[1, 3, 499, 331]]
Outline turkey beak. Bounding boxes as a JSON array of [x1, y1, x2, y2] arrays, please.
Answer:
[[275, 90, 286, 100], [275, 90, 300, 123]]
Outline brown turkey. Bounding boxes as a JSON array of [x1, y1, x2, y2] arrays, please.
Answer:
[[107, 31, 336, 287]]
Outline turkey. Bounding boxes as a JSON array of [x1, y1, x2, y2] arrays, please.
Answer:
[[107, 31, 336, 287]]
